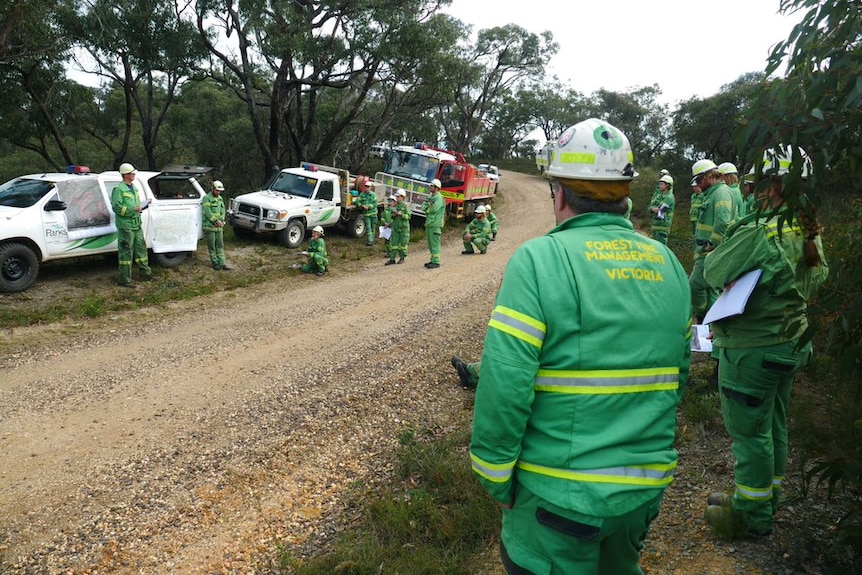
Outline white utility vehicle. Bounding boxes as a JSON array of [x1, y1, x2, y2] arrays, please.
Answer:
[[0, 164, 209, 293], [228, 163, 385, 249]]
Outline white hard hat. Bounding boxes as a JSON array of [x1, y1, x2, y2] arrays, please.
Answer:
[[430, 178, 442, 188], [759, 145, 810, 178], [387, 195, 396, 203], [485, 204, 492, 211], [659, 174, 674, 186], [659, 169, 670, 177], [212, 180, 225, 191], [475, 205, 487, 214], [395, 188, 407, 197], [119, 162, 136, 175], [717, 162, 738, 175], [547, 118, 636, 181], [691, 159, 718, 178], [312, 225, 324, 234]]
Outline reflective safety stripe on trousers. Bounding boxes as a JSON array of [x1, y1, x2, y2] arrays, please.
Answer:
[[517, 459, 677, 487]]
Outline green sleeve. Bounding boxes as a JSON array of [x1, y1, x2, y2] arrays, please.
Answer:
[[703, 224, 769, 289]]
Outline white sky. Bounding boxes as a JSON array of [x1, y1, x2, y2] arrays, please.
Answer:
[[443, 0, 804, 107]]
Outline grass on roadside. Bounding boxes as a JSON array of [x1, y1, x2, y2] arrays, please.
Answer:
[[277, 425, 501, 575]]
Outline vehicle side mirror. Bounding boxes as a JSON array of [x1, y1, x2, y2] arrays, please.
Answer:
[[44, 200, 67, 211]]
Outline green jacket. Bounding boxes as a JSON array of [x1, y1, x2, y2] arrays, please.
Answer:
[[703, 212, 828, 348], [307, 236, 328, 263], [202, 192, 226, 232], [421, 191, 446, 229], [694, 183, 734, 259], [649, 190, 675, 232], [689, 192, 703, 223], [392, 201, 411, 232], [743, 193, 757, 215], [357, 190, 379, 217], [111, 182, 142, 230], [464, 216, 491, 240], [727, 183, 745, 219], [486, 210, 498, 233], [470, 212, 691, 517], [381, 205, 393, 226]]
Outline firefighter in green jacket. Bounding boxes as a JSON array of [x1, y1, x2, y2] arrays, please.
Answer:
[[470, 118, 691, 575], [718, 162, 745, 219], [703, 146, 827, 537], [381, 195, 396, 259], [649, 174, 675, 244], [386, 189, 410, 265], [301, 225, 328, 276], [110, 162, 153, 287], [421, 178, 446, 268], [485, 204, 499, 240], [202, 180, 230, 271], [742, 174, 757, 215], [690, 159, 735, 322], [355, 176, 379, 247], [462, 205, 491, 254]]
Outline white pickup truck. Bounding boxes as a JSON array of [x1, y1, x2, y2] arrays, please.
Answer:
[[228, 163, 385, 249], [0, 164, 209, 293]]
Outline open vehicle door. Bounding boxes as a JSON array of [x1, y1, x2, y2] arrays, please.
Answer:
[[143, 164, 211, 254]]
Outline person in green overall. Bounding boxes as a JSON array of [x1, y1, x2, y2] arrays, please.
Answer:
[[386, 188, 410, 265], [649, 174, 675, 244], [703, 146, 827, 537], [202, 180, 230, 270], [718, 162, 745, 219], [111, 163, 153, 288], [689, 180, 703, 236], [470, 118, 691, 575], [355, 176, 379, 247], [690, 159, 735, 322], [742, 175, 757, 215], [462, 205, 491, 254], [380, 195, 396, 260], [421, 178, 446, 268], [301, 225, 328, 276], [485, 204, 499, 240]]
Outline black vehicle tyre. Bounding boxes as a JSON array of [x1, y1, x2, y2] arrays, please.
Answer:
[[279, 219, 306, 249], [346, 212, 366, 239], [0, 242, 40, 293], [153, 251, 190, 268]]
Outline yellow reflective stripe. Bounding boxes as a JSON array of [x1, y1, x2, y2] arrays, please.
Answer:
[[488, 305, 546, 348], [765, 222, 802, 238], [558, 152, 595, 165], [470, 453, 516, 483], [696, 223, 713, 233], [518, 460, 676, 487], [534, 367, 679, 394], [772, 475, 784, 488], [714, 199, 733, 209], [735, 482, 773, 501]]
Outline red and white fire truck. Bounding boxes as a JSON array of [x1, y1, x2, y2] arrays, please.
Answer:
[[374, 143, 496, 219]]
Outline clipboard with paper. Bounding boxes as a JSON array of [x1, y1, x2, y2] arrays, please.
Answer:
[[702, 268, 762, 325]]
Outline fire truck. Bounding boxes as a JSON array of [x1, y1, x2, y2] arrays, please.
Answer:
[[374, 143, 496, 219]]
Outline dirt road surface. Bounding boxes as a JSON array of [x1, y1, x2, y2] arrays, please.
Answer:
[[0, 172, 822, 574]]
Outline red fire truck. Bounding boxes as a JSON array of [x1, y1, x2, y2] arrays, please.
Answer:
[[374, 143, 496, 219]]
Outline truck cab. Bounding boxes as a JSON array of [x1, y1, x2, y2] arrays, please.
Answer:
[[0, 165, 209, 293]]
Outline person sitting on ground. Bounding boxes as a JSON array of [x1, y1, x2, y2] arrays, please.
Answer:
[[462, 205, 492, 254], [451, 356, 479, 389], [301, 225, 328, 277]]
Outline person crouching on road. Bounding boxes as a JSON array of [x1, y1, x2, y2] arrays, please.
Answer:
[[302, 226, 328, 277], [203, 180, 231, 270], [462, 205, 491, 254], [386, 188, 410, 265], [111, 162, 154, 288], [469, 118, 691, 575]]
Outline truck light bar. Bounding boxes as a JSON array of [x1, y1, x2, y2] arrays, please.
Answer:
[[301, 163, 318, 171], [66, 165, 91, 174]]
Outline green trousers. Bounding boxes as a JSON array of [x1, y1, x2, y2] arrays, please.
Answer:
[[425, 226, 442, 264], [718, 341, 811, 533], [117, 227, 151, 284], [364, 214, 378, 244], [501, 485, 662, 575], [204, 229, 225, 268], [466, 361, 481, 388], [463, 235, 490, 254], [651, 225, 670, 245], [301, 253, 328, 274], [390, 225, 409, 260]]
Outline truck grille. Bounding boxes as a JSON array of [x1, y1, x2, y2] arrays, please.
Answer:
[[237, 204, 261, 216]]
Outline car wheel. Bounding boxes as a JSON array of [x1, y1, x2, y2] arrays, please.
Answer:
[[346, 212, 366, 239], [153, 251, 189, 268], [279, 219, 306, 249], [0, 242, 40, 293]]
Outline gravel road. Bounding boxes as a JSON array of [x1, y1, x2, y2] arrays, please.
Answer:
[[0, 172, 847, 574]]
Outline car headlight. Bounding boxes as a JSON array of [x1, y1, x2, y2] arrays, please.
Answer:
[[267, 209, 287, 220]]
